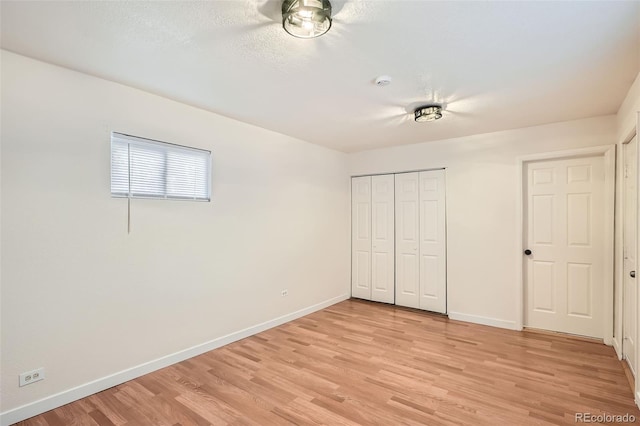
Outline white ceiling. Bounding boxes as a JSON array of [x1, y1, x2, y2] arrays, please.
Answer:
[[2, 1, 639, 152]]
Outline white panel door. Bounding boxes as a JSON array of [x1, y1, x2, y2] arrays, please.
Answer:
[[371, 174, 395, 304], [351, 176, 371, 300], [395, 172, 420, 308], [624, 136, 637, 374], [419, 170, 447, 313], [524, 156, 605, 338]]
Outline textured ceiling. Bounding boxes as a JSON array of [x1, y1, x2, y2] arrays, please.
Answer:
[[1, 1, 639, 152]]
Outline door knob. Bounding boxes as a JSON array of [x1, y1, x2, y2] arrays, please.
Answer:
[[524, 249, 532, 256], [631, 271, 636, 278]]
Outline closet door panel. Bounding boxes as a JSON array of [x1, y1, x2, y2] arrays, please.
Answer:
[[351, 176, 372, 299], [419, 170, 447, 313], [371, 174, 395, 303], [395, 172, 420, 308]]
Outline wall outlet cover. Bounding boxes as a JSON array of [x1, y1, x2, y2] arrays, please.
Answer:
[[19, 368, 45, 387]]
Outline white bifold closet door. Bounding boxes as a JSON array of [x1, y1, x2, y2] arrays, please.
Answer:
[[371, 175, 395, 303], [351, 175, 395, 303], [395, 170, 447, 313], [351, 176, 372, 300]]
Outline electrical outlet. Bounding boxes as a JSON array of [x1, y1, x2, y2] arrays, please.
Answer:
[[19, 368, 45, 387], [281, 289, 288, 297]]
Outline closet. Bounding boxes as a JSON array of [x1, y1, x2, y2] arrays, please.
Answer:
[[351, 170, 447, 313]]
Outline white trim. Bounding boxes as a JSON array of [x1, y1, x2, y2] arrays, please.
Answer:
[[515, 156, 525, 331], [603, 146, 616, 346], [615, 140, 626, 360], [635, 112, 640, 410], [613, 336, 623, 360], [0, 294, 349, 426], [517, 145, 616, 163], [350, 167, 446, 178], [516, 145, 616, 344], [619, 135, 637, 366], [448, 311, 518, 330]]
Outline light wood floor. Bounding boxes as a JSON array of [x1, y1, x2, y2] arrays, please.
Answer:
[[16, 299, 638, 425]]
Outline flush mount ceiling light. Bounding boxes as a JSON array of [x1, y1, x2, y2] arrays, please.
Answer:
[[282, 0, 332, 39], [414, 105, 443, 122]]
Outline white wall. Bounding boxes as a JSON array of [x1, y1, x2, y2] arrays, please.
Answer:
[[0, 51, 350, 418], [349, 115, 617, 328]]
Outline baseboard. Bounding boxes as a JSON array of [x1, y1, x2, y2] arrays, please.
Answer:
[[447, 311, 518, 330], [612, 336, 623, 360], [0, 293, 349, 426]]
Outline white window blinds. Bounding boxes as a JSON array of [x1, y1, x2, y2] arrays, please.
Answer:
[[111, 132, 211, 201]]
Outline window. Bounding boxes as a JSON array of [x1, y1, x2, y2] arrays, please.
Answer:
[[111, 132, 211, 201]]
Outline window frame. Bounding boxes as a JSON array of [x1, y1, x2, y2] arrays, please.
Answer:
[[110, 132, 212, 202]]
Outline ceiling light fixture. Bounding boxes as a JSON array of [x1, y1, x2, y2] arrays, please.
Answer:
[[282, 0, 332, 39], [414, 105, 443, 122]]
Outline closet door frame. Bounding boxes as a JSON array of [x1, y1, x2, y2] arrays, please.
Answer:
[[351, 168, 447, 314]]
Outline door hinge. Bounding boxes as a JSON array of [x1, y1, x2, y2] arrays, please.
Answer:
[[625, 165, 629, 178]]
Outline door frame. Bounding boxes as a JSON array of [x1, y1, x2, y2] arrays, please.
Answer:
[[616, 131, 637, 360], [621, 134, 638, 373], [350, 168, 448, 312], [516, 145, 616, 345]]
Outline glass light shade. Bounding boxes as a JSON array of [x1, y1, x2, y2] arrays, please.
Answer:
[[282, 0, 332, 39], [414, 106, 443, 122]]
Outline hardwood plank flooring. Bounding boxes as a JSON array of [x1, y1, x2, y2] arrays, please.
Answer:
[[15, 299, 639, 425]]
